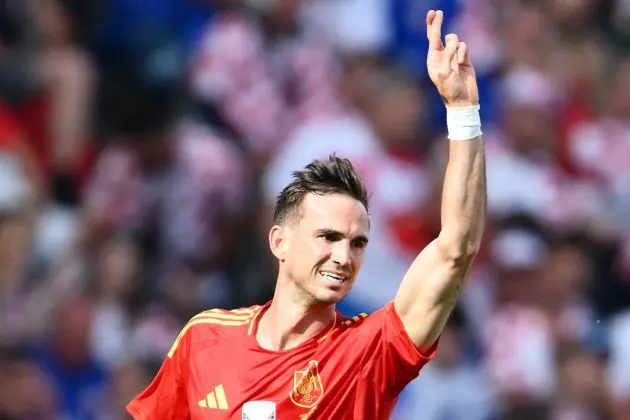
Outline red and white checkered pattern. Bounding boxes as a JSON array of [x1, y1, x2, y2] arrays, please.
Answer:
[[84, 121, 247, 262], [483, 304, 556, 399], [566, 118, 630, 272], [189, 12, 342, 154]]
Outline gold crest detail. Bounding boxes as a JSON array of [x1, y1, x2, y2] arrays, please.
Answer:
[[289, 360, 324, 408]]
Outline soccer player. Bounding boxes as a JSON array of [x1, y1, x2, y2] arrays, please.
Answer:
[[128, 9, 486, 420]]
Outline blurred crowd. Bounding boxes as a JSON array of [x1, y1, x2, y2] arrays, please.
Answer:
[[1, 0, 630, 419]]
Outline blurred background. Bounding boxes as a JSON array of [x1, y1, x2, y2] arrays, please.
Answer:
[[1, 0, 630, 419]]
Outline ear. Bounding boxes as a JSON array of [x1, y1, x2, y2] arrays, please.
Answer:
[[269, 225, 289, 262]]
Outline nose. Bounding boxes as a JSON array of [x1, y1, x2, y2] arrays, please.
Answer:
[[331, 242, 352, 267]]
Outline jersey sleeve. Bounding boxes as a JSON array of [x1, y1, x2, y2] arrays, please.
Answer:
[[127, 324, 192, 419], [352, 302, 438, 397]]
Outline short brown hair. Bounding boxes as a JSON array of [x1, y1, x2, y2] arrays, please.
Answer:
[[273, 154, 369, 225]]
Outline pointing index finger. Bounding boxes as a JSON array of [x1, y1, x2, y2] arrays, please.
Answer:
[[426, 10, 444, 50]]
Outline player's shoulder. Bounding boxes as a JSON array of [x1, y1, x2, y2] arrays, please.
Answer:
[[167, 305, 262, 358], [337, 303, 396, 332], [188, 305, 263, 332], [175, 305, 261, 342], [338, 311, 370, 329]]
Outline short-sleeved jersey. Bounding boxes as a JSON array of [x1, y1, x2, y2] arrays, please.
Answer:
[[127, 301, 437, 419]]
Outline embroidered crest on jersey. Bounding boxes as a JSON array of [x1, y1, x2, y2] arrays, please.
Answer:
[[289, 360, 324, 408]]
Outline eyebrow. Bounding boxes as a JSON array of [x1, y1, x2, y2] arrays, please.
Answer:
[[316, 228, 369, 244]]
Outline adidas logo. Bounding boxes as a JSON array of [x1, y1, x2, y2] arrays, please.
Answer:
[[198, 385, 229, 410]]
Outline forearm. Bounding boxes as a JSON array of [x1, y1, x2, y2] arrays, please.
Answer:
[[394, 9, 487, 349], [393, 135, 485, 348], [438, 136, 486, 263]]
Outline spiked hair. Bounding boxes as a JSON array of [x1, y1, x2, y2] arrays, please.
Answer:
[[273, 154, 369, 225]]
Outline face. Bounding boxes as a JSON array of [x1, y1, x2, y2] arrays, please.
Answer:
[[270, 193, 369, 305], [432, 326, 462, 368], [113, 362, 151, 413], [52, 297, 93, 365], [0, 215, 32, 293], [373, 86, 422, 148], [559, 353, 604, 402], [269, 0, 301, 28], [540, 246, 589, 304], [608, 60, 630, 118], [132, 129, 174, 172], [505, 104, 555, 154], [95, 236, 139, 300], [551, 0, 595, 28]]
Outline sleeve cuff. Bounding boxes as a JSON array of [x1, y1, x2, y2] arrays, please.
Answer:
[[386, 301, 440, 363], [126, 401, 144, 420]]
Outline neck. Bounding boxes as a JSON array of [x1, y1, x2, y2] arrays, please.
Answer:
[[256, 282, 336, 351]]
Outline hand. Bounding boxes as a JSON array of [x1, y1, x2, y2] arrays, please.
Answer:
[[426, 10, 479, 107]]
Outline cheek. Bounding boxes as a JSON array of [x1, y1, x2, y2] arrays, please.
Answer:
[[290, 240, 329, 267], [311, 240, 332, 259], [351, 250, 366, 268]]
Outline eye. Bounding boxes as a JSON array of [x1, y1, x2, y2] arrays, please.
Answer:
[[352, 239, 368, 250], [320, 232, 337, 242], [318, 231, 342, 242]]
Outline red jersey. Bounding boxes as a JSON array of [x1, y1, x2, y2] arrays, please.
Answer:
[[127, 301, 437, 419]]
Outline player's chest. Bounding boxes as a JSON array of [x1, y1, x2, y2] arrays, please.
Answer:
[[185, 346, 354, 419]]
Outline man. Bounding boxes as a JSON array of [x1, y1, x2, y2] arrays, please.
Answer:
[[83, 93, 248, 310], [128, 9, 486, 419]]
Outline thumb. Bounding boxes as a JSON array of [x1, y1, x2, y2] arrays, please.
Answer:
[[444, 33, 459, 70]]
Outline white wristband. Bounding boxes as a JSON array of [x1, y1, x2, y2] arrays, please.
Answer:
[[446, 105, 482, 141]]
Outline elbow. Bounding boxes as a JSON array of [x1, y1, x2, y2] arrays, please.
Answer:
[[437, 231, 482, 267]]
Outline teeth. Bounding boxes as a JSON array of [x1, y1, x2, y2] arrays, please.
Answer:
[[320, 272, 345, 283]]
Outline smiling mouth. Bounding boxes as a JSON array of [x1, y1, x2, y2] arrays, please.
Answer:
[[319, 271, 348, 284]]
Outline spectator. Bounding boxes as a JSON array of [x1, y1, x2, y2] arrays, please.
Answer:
[[395, 312, 496, 420], [189, 0, 342, 165], [82, 91, 249, 311], [552, 346, 613, 420], [2, 0, 95, 206], [33, 295, 107, 419], [0, 0, 629, 418]]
